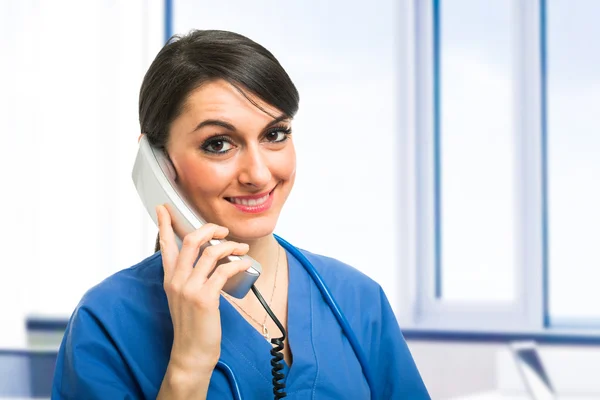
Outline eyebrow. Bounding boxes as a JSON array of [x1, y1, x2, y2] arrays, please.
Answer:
[[192, 115, 291, 134]]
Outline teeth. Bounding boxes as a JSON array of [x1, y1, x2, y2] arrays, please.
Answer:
[[230, 193, 269, 207]]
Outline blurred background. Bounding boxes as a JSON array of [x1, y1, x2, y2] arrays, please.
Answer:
[[0, 0, 598, 399]]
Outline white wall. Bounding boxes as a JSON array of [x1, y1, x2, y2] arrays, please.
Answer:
[[0, 0, 164, 347]]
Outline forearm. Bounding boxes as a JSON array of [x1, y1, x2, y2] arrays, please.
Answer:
[[157, 363, 213, 400]]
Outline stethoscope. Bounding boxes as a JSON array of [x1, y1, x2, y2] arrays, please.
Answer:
[[215, 234, 377, 400]]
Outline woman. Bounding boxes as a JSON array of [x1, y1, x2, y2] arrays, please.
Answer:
[[52, 30, 430, 399]]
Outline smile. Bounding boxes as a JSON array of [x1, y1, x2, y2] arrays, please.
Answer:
[[227, 192, 270, 206], [225, 187, 276, 214]]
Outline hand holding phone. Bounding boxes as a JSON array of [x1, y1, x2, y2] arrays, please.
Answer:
[[155, 205, 254, 395], [157, 205, 251, 359]]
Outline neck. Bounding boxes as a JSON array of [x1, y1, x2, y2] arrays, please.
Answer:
[[245, 235, 278, 264]]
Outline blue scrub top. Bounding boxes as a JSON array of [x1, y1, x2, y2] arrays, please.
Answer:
[[52, 247, 430, 399]]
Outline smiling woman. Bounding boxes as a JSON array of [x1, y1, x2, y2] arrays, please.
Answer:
[[50, 30, 430, 400]]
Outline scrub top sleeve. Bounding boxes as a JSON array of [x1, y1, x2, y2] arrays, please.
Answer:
[[52, 306, 143, 399], [375, 287, 431, 399]]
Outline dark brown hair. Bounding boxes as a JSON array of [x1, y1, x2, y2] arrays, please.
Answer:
[[139, 29, 300, 150]]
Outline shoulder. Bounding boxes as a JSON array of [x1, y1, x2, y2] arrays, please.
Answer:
[[288, 248, 431, 399], [293, 247, 386, 309], [60, 251, 170, 369], [54, 253, 170, 398], [297, 248, 382, 291], [73, 252, 166, 323], [84, 252, 163, 299]]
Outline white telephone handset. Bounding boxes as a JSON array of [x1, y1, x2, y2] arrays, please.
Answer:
[[132, 135, 261, 298]]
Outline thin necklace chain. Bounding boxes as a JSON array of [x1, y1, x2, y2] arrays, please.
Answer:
[[222, 245, 281, 340]]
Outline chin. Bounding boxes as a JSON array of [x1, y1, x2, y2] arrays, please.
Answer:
[[226, 216, 278, 242]]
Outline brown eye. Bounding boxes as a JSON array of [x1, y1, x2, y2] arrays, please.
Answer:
[[209, 140, 225, 152], [265, 128, 291, 143], [201, 137, 234, 154]]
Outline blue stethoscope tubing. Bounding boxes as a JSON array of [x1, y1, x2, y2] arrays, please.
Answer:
[[216, 234, 377, 400]]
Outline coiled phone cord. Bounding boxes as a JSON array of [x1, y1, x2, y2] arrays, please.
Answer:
[[251, 284, 287, 399]]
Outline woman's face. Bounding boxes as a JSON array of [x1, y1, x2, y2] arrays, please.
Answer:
[[165, 79, 296, 242]]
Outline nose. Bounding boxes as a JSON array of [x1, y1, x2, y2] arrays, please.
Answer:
[[237, 144, 272, 188]]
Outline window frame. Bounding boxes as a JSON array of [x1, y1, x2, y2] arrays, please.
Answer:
[[398, 0, 547, 332]]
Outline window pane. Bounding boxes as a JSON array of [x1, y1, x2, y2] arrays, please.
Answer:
[[438, 0, 516, 301], [547, 0, 600, 322]]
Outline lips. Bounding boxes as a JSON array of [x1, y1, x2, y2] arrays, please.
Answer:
[[225, 186, 277, 214]]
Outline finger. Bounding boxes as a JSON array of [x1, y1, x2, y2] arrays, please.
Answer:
[[192, 241, 250, 281], [177, 223, 229, 270], [156, 205, 179, 282], [171, 224, 229, 284], [201, 259, 254, 297]]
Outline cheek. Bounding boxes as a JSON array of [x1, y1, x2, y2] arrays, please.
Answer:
[[176, 156, 232, 197], [275, 146, 297, 180]]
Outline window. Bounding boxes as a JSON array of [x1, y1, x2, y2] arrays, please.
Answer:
[[546, 0, 600, 325], [405, 0, 600, 335], [435, 0, 517, 302], [404, 0, 545, 331]]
